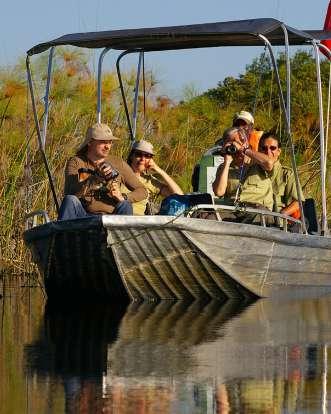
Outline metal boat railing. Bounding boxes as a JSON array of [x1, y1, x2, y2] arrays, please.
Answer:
[[25, 210, 50, 230], [24, 203, 303, 233], [186, 203, 303, 233]]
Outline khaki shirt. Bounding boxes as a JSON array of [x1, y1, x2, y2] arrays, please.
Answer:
[[270, 160, 305, 212], [64, 154, 148, 214], [122, 174, 162, 215], [224, 164, 274, 210]]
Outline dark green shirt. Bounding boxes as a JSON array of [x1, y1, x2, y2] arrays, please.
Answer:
[[270, 160, 305, 212], [224, 164, 274, 210]]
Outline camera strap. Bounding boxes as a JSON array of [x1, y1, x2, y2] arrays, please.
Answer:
[[233, 128, 251, 206], [234, 163, 248, 206]]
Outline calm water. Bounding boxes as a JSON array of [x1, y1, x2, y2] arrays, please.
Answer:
[[1, 273, 331, 413]]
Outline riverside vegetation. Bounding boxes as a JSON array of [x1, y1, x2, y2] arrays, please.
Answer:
[[0, 49, 330, 271]]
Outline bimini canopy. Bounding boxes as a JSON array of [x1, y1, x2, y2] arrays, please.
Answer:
[[27, 18, 331, 56]]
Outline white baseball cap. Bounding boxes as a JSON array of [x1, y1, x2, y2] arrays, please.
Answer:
[[233, 110, 254, 125]]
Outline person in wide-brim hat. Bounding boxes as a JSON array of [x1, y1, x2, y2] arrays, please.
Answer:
[[77, 123, 119, 154], [58, 123, 148, 220]]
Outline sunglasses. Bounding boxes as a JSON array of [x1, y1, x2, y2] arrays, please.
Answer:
[[233, 119, 248, 127], [261, 145, 278, 151], [134, 150, 153, 159]]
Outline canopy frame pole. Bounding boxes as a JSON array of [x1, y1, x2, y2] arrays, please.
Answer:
[[116, 49, 141, 142], [326, 65, 330, 181], [317, 42, 331, 199], [142, 52, 146, 123], [312, 41, 328, 236], [258, 34, 307, 234], [41, 47, 54, 150], [281, 24, 291, 131], [97, 47, 112, 123], [26, 55, 59, 213], [132, 51, 144, 141]]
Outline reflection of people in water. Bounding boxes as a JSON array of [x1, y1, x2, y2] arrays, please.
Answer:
[[64, 378, 103, 413], [102, 380, 174, 413], [215, 383, 230, 414]]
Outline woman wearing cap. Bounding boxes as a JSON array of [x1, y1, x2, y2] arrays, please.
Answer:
[[58, 123, 148, 220], [126, 140, 183, 215]]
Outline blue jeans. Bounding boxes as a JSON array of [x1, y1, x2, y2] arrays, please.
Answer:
[[58, 195, 133, 220]]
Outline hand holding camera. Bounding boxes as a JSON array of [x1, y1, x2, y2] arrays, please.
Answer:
[[98, 162, 119, 181], [223, 140, 249, 156]]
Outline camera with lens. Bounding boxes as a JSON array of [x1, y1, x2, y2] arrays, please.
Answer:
[[78, 165, 119, 183], [100, 162, 119, 181], [104, 168, 119, 181], [224, 144, 238, 155]]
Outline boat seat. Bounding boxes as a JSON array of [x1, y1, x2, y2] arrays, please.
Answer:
[[303, 198, 320, 235], [191, 153, 224, 193]]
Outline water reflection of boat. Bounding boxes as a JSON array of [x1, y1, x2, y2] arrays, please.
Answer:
[[107, 299, 250, 378], [25, 295, 331, 412], [26, 299, 250, 378]]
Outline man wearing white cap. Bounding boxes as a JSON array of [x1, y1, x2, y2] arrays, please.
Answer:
[[232, 110, 254, 129], [58, 123, 148, 219]]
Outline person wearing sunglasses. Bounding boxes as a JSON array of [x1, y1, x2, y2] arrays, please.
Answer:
[[258, 132, 305, 217], [126, 140, 183, 215]]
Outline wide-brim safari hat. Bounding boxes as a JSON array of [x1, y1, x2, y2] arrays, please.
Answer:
[[131, 140, 154, 155], [77, 123, 119, 152]]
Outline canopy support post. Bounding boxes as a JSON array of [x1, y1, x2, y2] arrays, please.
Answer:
[[316, 43, 331, 180], [26, 55, 59, 213], [312, 41, 328, 236], [258, 34, 307, 234], [97, 47, 112, 123], [41, 47, 54, 150], [116, 49, 141, 142], [132, 51, 144, 141], [281, 24, 291, 131]]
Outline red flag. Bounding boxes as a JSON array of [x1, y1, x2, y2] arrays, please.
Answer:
[[321, 1, 331, 58]]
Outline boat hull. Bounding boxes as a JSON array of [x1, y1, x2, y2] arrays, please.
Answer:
[[24, 216, 129, 300], [24, 215, 331, 301]]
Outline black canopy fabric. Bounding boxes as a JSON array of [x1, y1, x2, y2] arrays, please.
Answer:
[[27, 18, 331, 56]]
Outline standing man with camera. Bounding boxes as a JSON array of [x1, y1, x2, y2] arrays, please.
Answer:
[[58, 123, 148, 220]]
